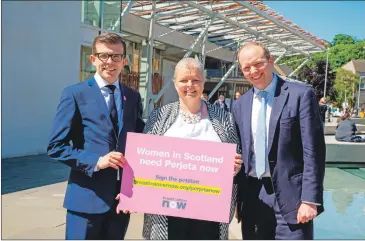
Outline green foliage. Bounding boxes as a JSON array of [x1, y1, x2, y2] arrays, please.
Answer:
[[299, 60, 336, 101], [277, 55, 306, 71], [278, 35, 365, 72], [332, 34, 356, 46], [278, 41, 365, 72], [329, 41, 365, 69], [333, 69, 360, 107], [276, 34, 365, 104]]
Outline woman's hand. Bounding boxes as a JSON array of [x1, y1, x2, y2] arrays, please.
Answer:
[[115, 193, 134, 214], [234, 154, 242, 176]]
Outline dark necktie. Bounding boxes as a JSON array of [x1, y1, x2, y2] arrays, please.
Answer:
[[106, 85, 118, 133]]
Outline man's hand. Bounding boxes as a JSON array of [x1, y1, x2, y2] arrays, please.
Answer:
[[97, 152, 126, 170], [234, 154, 242, 176], [297, 202, 317, 223], [115, 193, 133, 214]]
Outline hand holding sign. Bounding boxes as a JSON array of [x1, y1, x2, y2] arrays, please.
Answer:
[[234, 154, 242, 176], [117, 133, 236, 223]]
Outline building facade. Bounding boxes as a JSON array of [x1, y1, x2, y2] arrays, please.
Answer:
[[341, 60, 365, 109], [2, 1, 241, 158], [3, 1, 321, 158]]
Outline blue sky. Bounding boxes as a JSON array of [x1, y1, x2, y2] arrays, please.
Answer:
[[265, 1, 365, 42]]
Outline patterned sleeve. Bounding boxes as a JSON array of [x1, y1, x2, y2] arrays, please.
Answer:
[[143, 108, 159, 134], [227, 112, 241, 155]]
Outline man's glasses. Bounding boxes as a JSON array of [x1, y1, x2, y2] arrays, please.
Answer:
[[94, 53, 124, 62]]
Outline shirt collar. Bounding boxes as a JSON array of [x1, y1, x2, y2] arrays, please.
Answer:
[[94, 72, 120, 91], [253, 73, 277, 97]]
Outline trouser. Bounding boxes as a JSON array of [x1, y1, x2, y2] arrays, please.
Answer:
[[241, 177, 313, 240], [167, 216, 220, 240], [65, 181, 130, 240]]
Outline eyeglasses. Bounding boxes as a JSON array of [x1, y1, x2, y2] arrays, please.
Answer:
[[94, 53, 124, 62]]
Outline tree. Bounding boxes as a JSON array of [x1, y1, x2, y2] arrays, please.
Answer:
[[278, 35, 365, 72], [333, 69, 360, 108], [299, 60, 336, 101], [332, 34, 356, 46], [327, 41, 365, 69]]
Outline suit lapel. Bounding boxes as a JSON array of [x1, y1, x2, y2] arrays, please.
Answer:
[[243, 89, 253, 172], [88, 77, 115, 130], [268, 77, 288, 153]]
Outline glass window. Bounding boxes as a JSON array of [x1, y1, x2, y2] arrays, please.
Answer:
[[133, 53, 140, 73], [82, 1, 101, 28], [80, 46, 96, 82], [361, 76, 365, 89], [103, 1, 121, 32], [153, 49, 160, 73]]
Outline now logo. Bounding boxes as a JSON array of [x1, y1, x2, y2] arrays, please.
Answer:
[[162, 200, 187, 210]]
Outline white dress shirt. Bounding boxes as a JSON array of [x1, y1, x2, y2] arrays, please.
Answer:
[[164, 112, 222, 143], [94, 72, 122, 124], [249, 74, 277, 178], [94, 73, 122, 180]]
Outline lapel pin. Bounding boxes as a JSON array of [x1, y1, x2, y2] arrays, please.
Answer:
[[124, 96, 127, 101]]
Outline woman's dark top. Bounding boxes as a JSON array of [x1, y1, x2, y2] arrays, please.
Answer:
[[335, 119, 357, 140]]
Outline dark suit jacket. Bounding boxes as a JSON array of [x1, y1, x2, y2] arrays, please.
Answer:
[[47, 77, 145, 214], [233, 76, 326, 224]]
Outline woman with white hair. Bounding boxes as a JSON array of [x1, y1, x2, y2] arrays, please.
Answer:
[[141, 57, 242, 240]]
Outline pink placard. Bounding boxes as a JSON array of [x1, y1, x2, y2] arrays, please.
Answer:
[[118, 132, 236, 223]]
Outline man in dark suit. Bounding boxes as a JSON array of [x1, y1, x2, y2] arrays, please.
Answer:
[[47, 33, 145, 239], [233, 42, 325, 239]]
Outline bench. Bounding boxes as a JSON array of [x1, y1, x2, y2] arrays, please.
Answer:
[[325, 135, 365, 165]]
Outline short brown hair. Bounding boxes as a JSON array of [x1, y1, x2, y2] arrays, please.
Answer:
[[237, 42, 271, 60], [92, 32, 126, 56], [341, 112, 350, 121]]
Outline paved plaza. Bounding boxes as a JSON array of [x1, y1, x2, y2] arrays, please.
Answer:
[[1, 155, 242, 239], [2, 151, 365, 239]]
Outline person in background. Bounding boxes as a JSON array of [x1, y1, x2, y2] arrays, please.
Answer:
[[201, 92, 209, 102], [335, 112, 365, 142], [327, 103, 332, 123], [232, 91, 243, 110], [214, 94, 229, 111], [318, 97, 328, 128], [141, 57, 242, 240], [360, 108, 365, 118], [47, 33, 145, 239]]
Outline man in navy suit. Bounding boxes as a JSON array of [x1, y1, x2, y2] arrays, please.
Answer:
[[47, 33, 145, 239], [233, 42, 325, 239]]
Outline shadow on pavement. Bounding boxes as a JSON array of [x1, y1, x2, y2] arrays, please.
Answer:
[[1, 154, 69, 194]]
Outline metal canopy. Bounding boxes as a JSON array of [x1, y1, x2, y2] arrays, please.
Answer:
[[123, 0, 327, 57]]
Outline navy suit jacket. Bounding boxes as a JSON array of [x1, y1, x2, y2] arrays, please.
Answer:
[[47, 77, 145, 214], [233, 76, 325, 224]]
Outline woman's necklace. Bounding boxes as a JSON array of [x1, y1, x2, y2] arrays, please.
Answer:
[[179, 102, 202, 124]]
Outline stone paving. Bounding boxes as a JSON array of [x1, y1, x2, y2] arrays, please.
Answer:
[[2, 153, 365, 239], [1, 155, 241, 239]]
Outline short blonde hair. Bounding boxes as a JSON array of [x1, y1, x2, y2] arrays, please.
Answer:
[[237, 42, 271, 60], [173, 57, 205, 81]]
